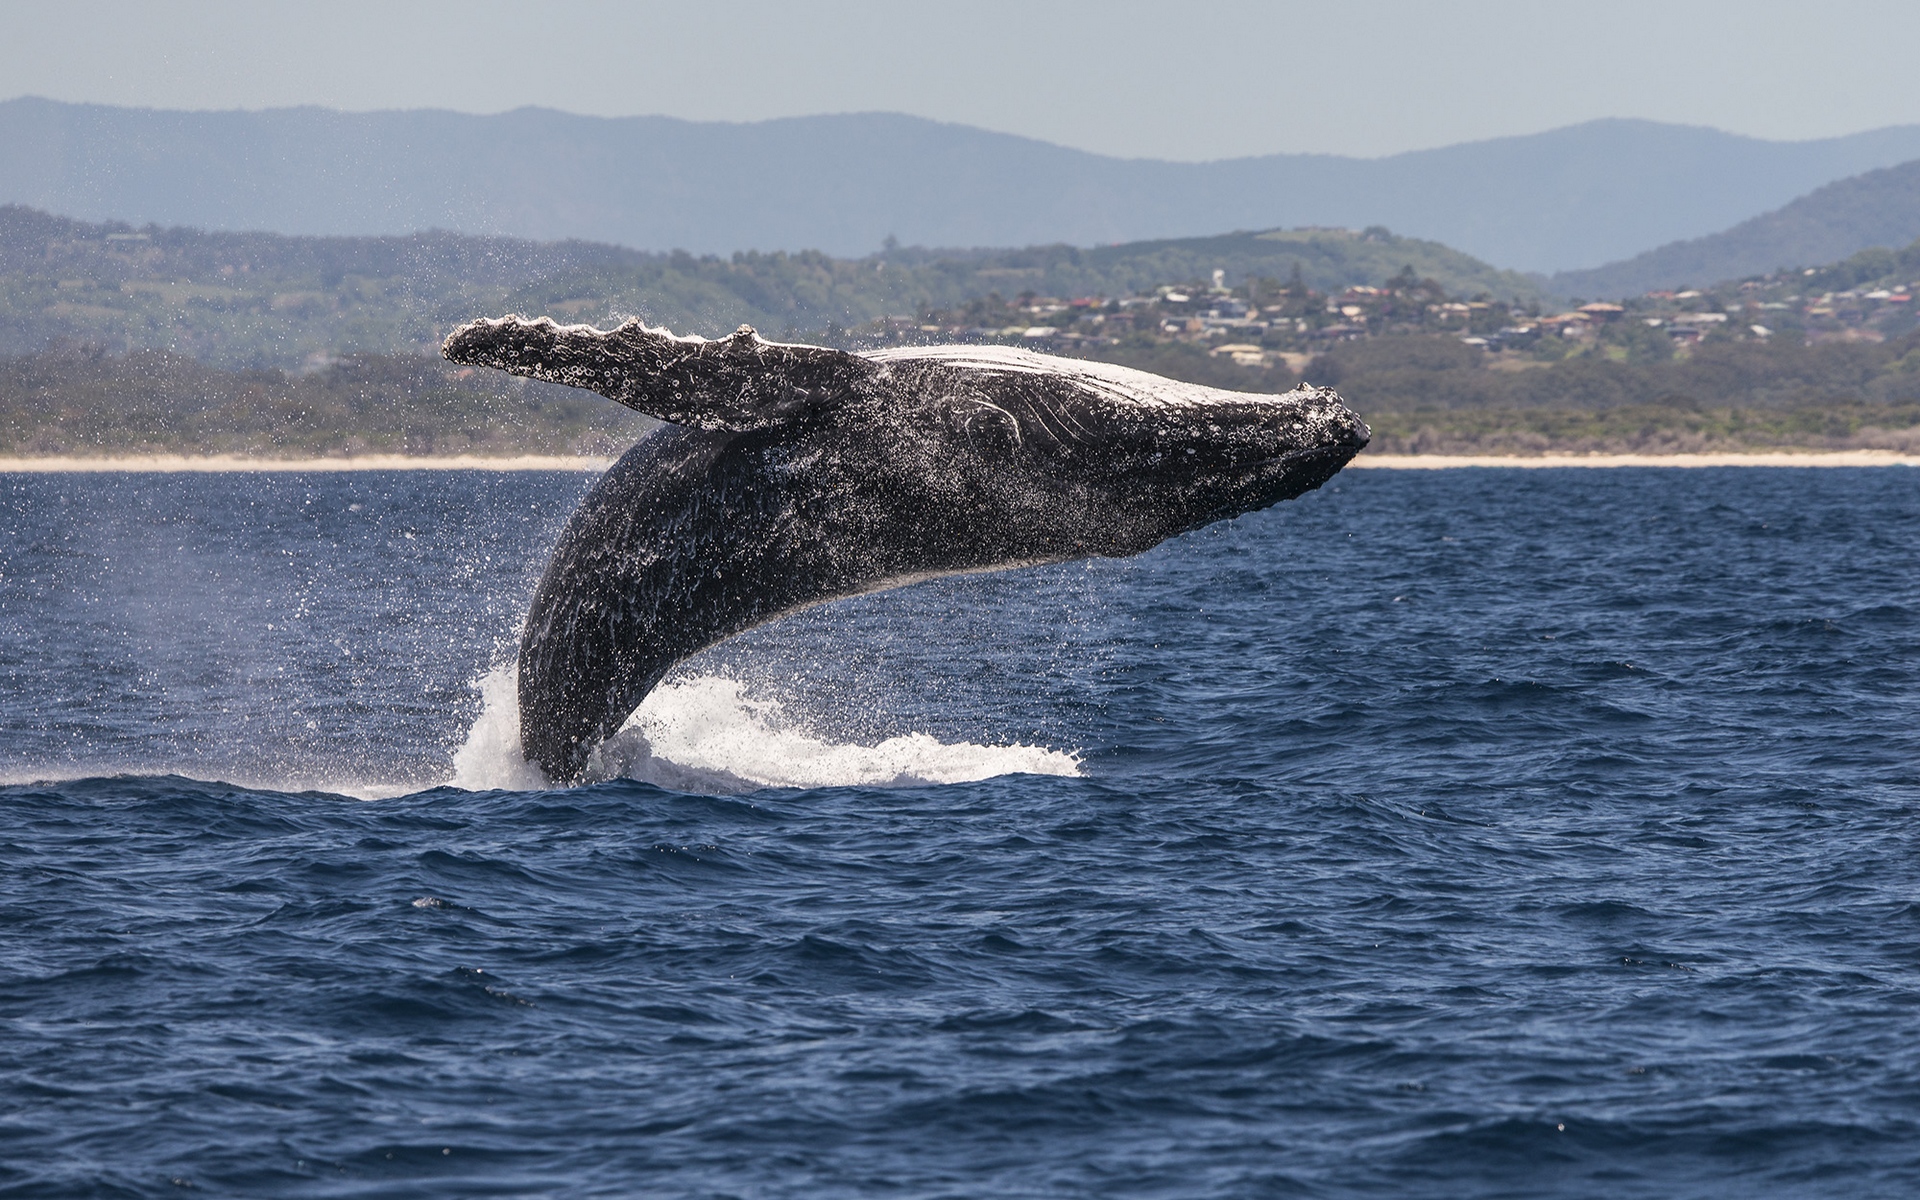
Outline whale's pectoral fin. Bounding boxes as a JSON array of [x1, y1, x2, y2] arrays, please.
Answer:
[[441, 316, 878, 431]]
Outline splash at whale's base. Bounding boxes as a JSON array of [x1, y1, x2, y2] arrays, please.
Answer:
[[450, 665, 1081, 794]]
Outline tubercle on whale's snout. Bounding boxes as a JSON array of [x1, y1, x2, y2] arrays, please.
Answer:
[[1269, 386, 1370, 460], [1333, 405, 1372, 455], [1316, 390, 1370, 454]]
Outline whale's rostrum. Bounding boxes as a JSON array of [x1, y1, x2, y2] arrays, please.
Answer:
[[443, 317, 1370, 783]]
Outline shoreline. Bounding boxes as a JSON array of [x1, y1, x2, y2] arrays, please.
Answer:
[[1, 449, 1917, 473], [0, 453, 616, 473], [1349, 450, 1920, 469]]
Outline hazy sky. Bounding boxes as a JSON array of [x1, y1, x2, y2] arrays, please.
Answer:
[[4, 0, 1919, 161]]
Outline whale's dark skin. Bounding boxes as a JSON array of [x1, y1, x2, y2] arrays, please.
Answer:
[[443, 317, 1370, 783]]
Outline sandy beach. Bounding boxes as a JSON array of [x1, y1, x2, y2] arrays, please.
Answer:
[[3, 450, 1918, 473], [0, 453, 616, 473], [1350, 450, 1920, 469]]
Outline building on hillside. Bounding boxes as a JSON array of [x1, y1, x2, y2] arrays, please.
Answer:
[[1210, 343, 1269, 367]]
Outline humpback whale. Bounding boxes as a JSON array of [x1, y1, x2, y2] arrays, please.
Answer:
[[443, 317, 1369, 783]]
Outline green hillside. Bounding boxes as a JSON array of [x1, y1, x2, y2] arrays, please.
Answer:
[[0, 206, 1541, 369], [1067, 228, 1539, 301], [1550, 159, 1920, 298], [1798, 237, 1920, 293]]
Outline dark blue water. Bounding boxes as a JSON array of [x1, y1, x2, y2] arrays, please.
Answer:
[[4, 466, 1920, 1197]]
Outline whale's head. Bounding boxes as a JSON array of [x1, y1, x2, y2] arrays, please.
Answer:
[[869, 346, 1371, 556], [1074, 380, 1370, 547]]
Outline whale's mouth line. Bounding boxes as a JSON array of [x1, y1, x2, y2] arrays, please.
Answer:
[[1235, 438, 1367, 478]]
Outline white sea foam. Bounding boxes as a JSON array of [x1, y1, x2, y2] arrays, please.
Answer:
[[447, 664, 1080, 794], [448, 664, 551, 793]]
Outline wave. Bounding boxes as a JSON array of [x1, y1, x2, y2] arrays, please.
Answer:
[[448, 664, 1081, 794]]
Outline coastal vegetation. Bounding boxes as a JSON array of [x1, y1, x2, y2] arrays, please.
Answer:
[[0, 345, 650, 457], [8, 326, 1915, 458], [1323, 335, 1920, 454], [3, 204, 1918, 458]]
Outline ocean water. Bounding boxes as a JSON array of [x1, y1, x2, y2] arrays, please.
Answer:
[[2, 465, 1919, 1198]]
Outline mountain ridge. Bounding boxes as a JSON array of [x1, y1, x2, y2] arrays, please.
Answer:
[[8, 97, 1920, 273]]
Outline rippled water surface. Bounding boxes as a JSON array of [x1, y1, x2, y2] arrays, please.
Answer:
[[3, 466, 1919, 1197]]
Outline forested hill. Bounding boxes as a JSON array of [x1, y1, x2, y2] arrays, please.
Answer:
[[1551, 158, 1920, 298], [0, 207, 1537, 368]]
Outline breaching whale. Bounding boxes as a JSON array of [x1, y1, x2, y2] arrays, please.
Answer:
[[443, 317, 1369, 783]]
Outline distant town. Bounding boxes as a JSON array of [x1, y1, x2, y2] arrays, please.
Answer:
[[842, 254, 1920, 370]]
